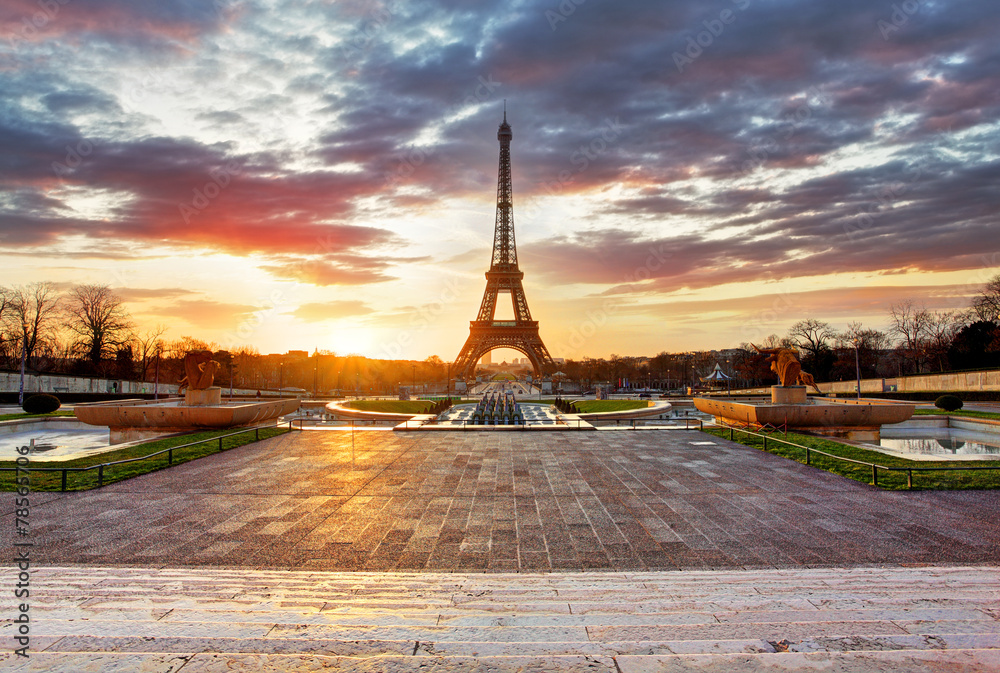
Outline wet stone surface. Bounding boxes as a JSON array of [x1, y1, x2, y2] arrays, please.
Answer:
[[4, 429, 999, 571]]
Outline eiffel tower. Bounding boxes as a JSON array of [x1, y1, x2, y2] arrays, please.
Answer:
[[453, 109, 554, 378]]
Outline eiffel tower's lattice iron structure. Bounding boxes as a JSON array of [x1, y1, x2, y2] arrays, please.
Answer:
[[453, 111, 554, 378]]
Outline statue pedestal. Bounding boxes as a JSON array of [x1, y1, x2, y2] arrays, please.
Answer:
[[771, 385, 807, 404], [185, 387, 222, 406]]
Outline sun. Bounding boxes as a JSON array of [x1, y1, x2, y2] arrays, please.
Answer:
[[326, 327, 378, 357]]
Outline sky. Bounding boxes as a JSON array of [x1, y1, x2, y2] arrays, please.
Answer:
[[1, 0, 998, 362]]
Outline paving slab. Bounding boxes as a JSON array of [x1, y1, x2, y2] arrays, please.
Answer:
[[3, 430, 999, 571]]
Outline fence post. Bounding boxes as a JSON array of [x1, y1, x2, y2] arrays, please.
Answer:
[[907, 469, 913, 490], [763, 435, 767, 451], [871, 464, 878, 487], [219, 436, 223, 451], [168, 448, 173, 465], [806, 448, 810, 465], [255, 427, 259, 441], [98, 464, 104, 488], [61, 470, 67, 492], [729, 427, 734, 441]]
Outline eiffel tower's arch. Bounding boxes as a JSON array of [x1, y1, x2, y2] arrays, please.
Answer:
[[453, 109, 554, 378]]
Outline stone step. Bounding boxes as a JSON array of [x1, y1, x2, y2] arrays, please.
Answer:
[[3, 650, 999, 673], [3, 566, 996, 671]]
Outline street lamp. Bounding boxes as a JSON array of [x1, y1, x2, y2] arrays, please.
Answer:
[[853, 338, 862, 400], [726, 358, 731, 397], [278, 362, 284, 395], [18, 320, 28, 406]]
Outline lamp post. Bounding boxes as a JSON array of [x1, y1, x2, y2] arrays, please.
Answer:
[[18, 320, 28, 406], [278, 362, 284, 396], [726, 359, 731, 397], [853, 338, 862, 399]]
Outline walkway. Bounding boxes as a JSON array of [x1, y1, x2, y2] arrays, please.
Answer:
[[3, 429, 999, 670], [6, 430, 999, 570]]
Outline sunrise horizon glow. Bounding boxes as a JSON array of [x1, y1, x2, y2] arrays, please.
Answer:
[[2, 0, 998, 361]]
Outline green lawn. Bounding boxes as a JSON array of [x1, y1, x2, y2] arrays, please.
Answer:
[[1, 426, 288, 492], [346, 400, 434, 413], [704, 427, 1000, 490], [573, 400, 650, 413], [0, 410, 76, 422], [914, 409, 1000, 421]]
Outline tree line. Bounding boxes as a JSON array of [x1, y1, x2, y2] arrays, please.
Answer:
[[3, 274, 997, 393], [551, 274, 1000, 389]]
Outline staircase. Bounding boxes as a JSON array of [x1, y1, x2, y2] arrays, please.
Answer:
[[4, 565, 998, 671]]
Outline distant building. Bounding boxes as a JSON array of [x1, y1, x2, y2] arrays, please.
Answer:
[[481, 351, 492, 365]]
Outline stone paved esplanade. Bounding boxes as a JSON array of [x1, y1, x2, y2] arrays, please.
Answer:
[[4, 430, 999, 671], [9, 430, 999, 570]]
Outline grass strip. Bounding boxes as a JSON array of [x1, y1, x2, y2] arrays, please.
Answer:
[[914, 409, 1000, 421], [573, 400, 650, 413], [703, 427, 1000, 491], [0, 411, 76, 422], [1, 426, 288, 492], [346, 400, 434, 413]]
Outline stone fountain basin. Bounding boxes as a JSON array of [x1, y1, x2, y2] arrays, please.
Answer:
[[75, 397, 301, 430], [694, 397, 915, 440]]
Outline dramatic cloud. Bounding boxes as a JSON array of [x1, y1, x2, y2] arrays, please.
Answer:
[[2, 0, 998, 355]]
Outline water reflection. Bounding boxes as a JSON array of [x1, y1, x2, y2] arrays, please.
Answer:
[[879, 432, 1000, 456]]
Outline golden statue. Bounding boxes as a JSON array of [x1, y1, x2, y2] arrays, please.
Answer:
[[177, 350, 221, 393], [753, 345, 821, 392]]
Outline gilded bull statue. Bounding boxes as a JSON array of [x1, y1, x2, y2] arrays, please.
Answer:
[[176, 350, 222, 393], [752, 345, 821, 392]]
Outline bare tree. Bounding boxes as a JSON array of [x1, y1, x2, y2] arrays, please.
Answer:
[[924, 311, 962, 372], [0, 286, 12, 365], [65, 284, 134, 364], [131, 325, 168, 382], [787, 319, 836, 360], [888, 300, 932, 373], [5, 282, 62, 367], [971, 273, 1000, 323], [838, 322, 892, 378]]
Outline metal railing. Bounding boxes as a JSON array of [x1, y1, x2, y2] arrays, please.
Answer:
[[716, 424, 1000, 489], [2, 423, 286, 492], [401, 417, 705, 430]]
